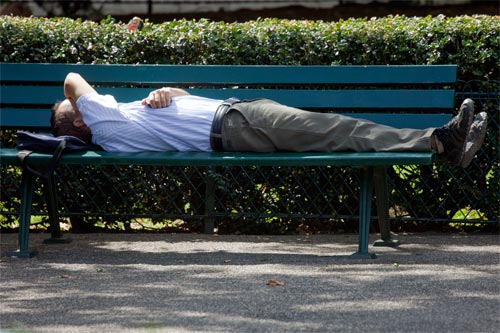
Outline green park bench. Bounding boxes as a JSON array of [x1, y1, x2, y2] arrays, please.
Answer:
[[0, 63, 457, 258]]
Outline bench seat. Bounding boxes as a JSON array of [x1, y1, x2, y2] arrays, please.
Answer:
[[1, 149, 435, 167]]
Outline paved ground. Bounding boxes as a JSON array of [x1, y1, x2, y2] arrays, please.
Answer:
[[0, 232, 499, 333]]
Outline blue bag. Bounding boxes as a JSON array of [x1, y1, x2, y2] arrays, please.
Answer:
[[15, 131, 100, 179], [16, 131, 100, 153]]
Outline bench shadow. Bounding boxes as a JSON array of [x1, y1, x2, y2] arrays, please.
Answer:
[[2, 274, 499, 333], [1, 232, 499, 332]]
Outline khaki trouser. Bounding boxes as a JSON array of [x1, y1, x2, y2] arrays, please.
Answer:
[[221, 99, 435, 153]]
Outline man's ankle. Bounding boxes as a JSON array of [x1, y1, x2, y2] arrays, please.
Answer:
[[431, 134, 445, 154]]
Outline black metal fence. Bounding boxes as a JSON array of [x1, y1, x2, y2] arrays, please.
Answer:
[[1, 80, 498, 232]]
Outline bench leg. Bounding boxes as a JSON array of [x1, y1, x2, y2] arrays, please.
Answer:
[[43, 174, 71, 245], [203, 168, 216, 234], [373, 167, 400, 248], [351, 167, 377, 259], [8, 172, 38, 258]]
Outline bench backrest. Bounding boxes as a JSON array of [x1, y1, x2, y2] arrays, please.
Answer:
[[0, 63, 457, 131]]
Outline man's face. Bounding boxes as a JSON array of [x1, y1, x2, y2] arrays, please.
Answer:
[[58, 99, 86, 126], [54, 99, 92, 142]]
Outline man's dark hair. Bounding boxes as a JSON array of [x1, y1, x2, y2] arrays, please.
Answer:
[[50, 102, 92, 144]]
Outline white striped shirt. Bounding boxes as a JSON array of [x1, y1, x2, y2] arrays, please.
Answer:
[[77, 93, 222, 152]]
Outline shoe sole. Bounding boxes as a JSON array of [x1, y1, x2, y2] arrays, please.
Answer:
[[460, 112, 488, 168]]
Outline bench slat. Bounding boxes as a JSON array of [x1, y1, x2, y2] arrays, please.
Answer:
[[0, 63, 458, 85], [1, 85, 456, 109], [0, 108, 51, 127], [189, 89, 456, 109], [0, 108, 451, 129], [0, 148, 435, 167]]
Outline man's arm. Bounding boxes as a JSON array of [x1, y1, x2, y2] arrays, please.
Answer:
[[141, 87, 190, 109], [63, 72, 97, 111], [63, 72, 189, 109]]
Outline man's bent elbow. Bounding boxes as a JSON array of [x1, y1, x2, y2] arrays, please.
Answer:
[[63, 72, 96, 101], [64, 73, 80, 99]]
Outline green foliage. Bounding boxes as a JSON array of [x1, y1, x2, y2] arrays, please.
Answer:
[[1, 15, 498, 232], [0, 15, 498, 81]]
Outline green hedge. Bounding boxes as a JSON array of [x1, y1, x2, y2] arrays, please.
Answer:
[[1, 15, 498, 81], [1, 15, 499, 232]]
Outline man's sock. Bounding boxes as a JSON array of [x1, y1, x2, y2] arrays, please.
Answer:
[[431, 134, 445, 154]]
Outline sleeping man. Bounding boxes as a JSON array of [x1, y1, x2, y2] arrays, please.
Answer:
[[51, 72, 487, 168]]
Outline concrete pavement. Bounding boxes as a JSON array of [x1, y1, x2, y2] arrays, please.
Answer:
[[1, 232, 499, 333]]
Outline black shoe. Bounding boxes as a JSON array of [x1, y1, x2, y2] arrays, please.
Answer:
[[433, 99, 475, 166], [461, 112, 488, 168]]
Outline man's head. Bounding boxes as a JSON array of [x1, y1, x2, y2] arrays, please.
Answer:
[[50, 99, 92, 144]]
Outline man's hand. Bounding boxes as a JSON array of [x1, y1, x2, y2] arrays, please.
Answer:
[[141, 87, 189, 108]]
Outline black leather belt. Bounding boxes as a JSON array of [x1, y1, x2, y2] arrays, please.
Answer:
[[210, 97, 240, 151]]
